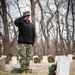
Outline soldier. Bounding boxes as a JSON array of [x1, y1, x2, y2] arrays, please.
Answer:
[[14, 11, 35, 74]]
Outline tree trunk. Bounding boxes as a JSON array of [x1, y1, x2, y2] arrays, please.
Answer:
[[65, 0, 71, 54], [30, 0, 38, 55], [0, 44, 2, 56], [71, 0, 75, 53], [1, 0, 11, 55]]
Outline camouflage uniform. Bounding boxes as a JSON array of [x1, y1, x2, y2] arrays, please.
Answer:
[[14, 11, 35, 72], [18, 44, 32, 70]]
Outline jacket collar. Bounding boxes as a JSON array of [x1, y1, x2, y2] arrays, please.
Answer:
[[23, 20, 30, 23]]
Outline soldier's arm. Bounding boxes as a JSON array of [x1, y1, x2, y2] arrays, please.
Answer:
[[14, 16, 23, 27]]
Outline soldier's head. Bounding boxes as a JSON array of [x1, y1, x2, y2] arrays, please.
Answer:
[[23, 11, 30, 22]]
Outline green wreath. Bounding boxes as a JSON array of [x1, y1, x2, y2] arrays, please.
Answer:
[[48, 64, 57, 75], [48, 55, 55, 63]]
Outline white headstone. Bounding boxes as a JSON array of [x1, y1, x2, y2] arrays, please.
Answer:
[[11, 56, 17, 64], [42, 56, 48, 63], [55, 56, 59, 62], [33, 55, 38, 60], [57, 56, 70, 75], [68, 54, 72, 62], [1, 55, 7, 59]]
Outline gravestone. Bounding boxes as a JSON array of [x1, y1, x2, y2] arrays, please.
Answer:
[[33, 55, 38, 59], [42, 56, 48, 63], [55, 56, 59, 62], [57, 56, 70, 75], [11, 56, 17, 64], [1, 55, 7, 59], [1, 55, 7, 64], [68, 54, 72, 62]]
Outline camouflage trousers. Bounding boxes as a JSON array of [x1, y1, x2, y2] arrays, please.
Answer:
[[18, 44, 32, 70]]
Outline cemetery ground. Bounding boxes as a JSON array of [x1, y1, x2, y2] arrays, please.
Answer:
[[0, 60, 75, 75]]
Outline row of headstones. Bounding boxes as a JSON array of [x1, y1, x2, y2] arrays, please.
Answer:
[[0, 55, 50, 64], [0, 54, 73, 64], [0, 55, 18, 71], [34, 54, 73, 75], [33, 54, 73, 63], [0, 55, 17, 64], [0, 55, 55, 64]]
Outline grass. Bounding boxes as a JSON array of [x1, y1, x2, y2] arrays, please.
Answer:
[[0, 68, 48, 75], [70, 68, 75, 75], [0, 71, 13, 75], [0, 60, 75, 75], [0, 68, 75, 75], [70, 60, 75, 75]]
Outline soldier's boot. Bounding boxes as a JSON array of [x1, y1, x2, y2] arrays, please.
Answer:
[[22, 70, 25, 74], [25, 70, 29, 74], [22, 70, 29, 74]]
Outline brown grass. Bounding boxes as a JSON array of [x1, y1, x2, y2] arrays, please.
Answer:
[[0, 60, 75, 75], [0, 67, 75, 75], [0, 68, 48, 75], [70, 68, 75, 75], [0, 68, 75, 75]]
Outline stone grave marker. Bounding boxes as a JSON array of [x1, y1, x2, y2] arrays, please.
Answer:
[[55, 56, 59, 62], [57, 56, 70, 75], [1, 55, 7, 64], [68, 54, 72, 62], [42, 56, 48, 63], [33, 55, 38, 59], [33, 55, 39, 63], [11, 56, 17, 64], [1, 55, 7, 59]]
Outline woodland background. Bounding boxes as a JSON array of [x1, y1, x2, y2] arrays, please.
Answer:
[[0, 0, 75, 59]]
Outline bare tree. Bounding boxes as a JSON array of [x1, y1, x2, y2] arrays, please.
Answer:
[[71, 0, 75, 53], [0, 0, 74, 57], [30, 0, 38, 55], [65, 0, 71, 54], [0, 0, 11, 55], [0, 32, 3, 56]]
